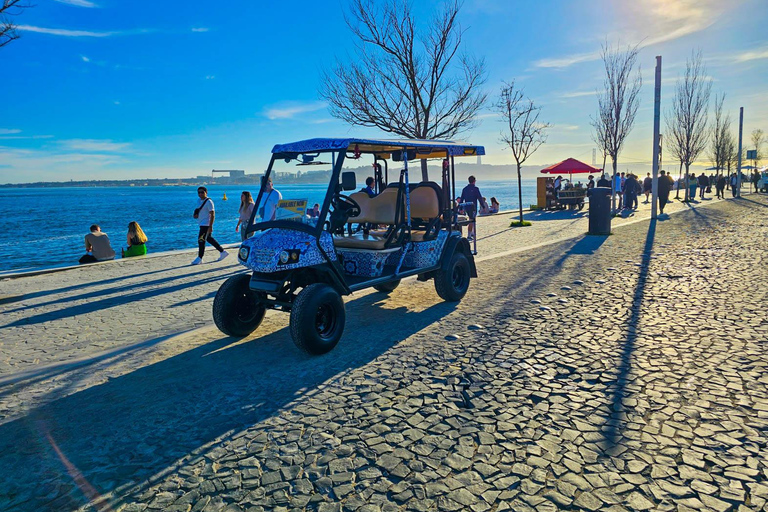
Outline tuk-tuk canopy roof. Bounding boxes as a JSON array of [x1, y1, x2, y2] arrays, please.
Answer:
[[272, 138, 485, 159], [540, 158, 601, 175]]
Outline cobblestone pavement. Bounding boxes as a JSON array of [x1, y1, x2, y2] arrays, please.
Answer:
[[0, 195, 766, 511]]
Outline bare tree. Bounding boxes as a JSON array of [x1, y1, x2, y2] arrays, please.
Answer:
[[1, 0, 30, 49], [591, 42, 642, 210], [496, 81, 549, 224], [709, 93, 731, 179], [320, 0, 487, 180], [664, 50, 712, 201], [751, 129, 765, 166]]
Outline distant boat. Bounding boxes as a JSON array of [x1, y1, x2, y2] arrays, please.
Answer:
[[222, 193, 228, 201]]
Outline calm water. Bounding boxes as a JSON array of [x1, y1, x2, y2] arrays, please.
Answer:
[[0, 179, 537, 273]]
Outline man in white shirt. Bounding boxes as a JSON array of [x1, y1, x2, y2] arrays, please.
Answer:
[[192, 186, 228, 265], [259, 178, 282, 221]]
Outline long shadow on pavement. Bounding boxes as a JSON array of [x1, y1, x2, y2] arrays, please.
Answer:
[[601, 219, 656, 448], [0, 294, 457, 511]]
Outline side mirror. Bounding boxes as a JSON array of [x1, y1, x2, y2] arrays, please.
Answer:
[[392, 149, 416, 162], [341, 171, 356, 191]]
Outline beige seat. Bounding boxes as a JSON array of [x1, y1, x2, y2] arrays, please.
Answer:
[[333, 188, 399, 249]]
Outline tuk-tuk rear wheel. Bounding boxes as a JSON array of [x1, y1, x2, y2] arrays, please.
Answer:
[[435, 251, 471, 302]]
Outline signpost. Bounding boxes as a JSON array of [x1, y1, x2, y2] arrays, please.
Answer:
[[651, 56, 662, 219]]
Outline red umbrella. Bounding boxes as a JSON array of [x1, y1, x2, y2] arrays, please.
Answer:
[[540, 158, 601, 182]]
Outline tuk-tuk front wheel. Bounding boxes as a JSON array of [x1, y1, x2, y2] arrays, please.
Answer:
[[435, 252, 471, 302], [213, 274, 266, 337], [290, 284, 346, 355]]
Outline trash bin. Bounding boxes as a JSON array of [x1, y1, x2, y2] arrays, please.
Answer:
[[588, 187, 611, 235]]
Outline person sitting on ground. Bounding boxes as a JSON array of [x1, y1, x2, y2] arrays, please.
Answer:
[[478, 196, 491, 216], [489, 197, 500, 214], [122, 221, 148, 258], [308, 203, 321, 218], [361, 177, 377, 198], [80, 224, 116, 264]]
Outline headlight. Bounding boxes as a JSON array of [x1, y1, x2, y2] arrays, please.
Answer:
[[279, 250, 290, 264], [238, 246, 250, 261]]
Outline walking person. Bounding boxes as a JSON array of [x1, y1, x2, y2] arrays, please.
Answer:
[[698, 173, 709, 199], [259, 178, 282, 221], [460, 175, 487, 241], [657, 170, 673, 214], [687, 174, 698, 201], [752, 171, 760, 193], [122, 221, 148, 258], [643, 173, 652, 203], [192, 186, 228, 265], [716, 174, 726, 199], [623, 173, 638, 210], [614, 172, 623, 210], [236, 191, 255, 242], [730, 173, 739, 197]]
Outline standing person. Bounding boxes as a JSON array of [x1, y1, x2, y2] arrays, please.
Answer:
[[236, 191, 255, 242], [553, 175, 562, 194], [624, 173, 638, 210], [657, 170, 673, 214], [643, 173, 652, 203], [730, 173, 739, 197], [687, 174, 698, 201], [80, 224, 116, 264], [192, 186, 228, 265], [752, 170, 760, 193], [122, 221, 148, 258], [597, 173, 610, 188], [716, 174, 726, 199], [587, 175, 595, 190], [698, 173, 709, 199], [614, 172, 623, 210], [460, 175, 487, 241], [361, 177, 377, 198], [259, 178, 282, 221]]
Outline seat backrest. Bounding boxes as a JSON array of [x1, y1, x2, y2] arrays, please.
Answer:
[[410, 182, 442, 220], [349, 188, 399, 225]]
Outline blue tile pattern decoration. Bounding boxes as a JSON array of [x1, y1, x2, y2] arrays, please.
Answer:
[[239, 229, 336, 273]]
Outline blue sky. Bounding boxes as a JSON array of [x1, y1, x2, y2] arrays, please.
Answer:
[[1, 0, 767, 182]]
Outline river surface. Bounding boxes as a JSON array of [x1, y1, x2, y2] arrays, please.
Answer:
[[0, 179, 541, 272]]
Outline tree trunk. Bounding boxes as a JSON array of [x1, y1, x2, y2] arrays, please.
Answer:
[[611, 158, 618, 211], [420, 158, 429, 182], [676, 161, 683, 199], [517, 164, 524, 223]]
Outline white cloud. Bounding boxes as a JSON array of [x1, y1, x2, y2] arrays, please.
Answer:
[[54, 0, 99, 7], [113, 101, 121, 105], [554, 125, 580, 131], [18, 25, 115, 37], [0, 129, 22, 135], [81, 55, 90, 62], [191, 27, 209, 32], [205, 75, 215, 80], [263, 101, 327, 120], [58, 139, 131, 152], [734, 46, 768, 63], [559, 90, 596, 98], [534, 51, 600, 69]]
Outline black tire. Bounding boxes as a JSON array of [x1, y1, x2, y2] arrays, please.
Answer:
[[434, 251, 471, 302], [213, 274, 266, 337], [290, 283, 346, 355], [373, 279, 401, 293]]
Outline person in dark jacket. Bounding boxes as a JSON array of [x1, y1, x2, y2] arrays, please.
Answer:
[[698, 173, 709, 199], [597, 174, 611, 188], [657, 170, 673, 214], [716, 174, 727, 199], [643, 173, 652, 203], [623, 174, 639, 210]]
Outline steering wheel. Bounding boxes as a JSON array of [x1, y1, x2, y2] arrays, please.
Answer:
[[326, 193, 361, 234], [331, 193, 361, 218]]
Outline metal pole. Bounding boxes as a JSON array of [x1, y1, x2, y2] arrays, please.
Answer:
[[651, 55, 662, 219], [736, 107, 744, 197]]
